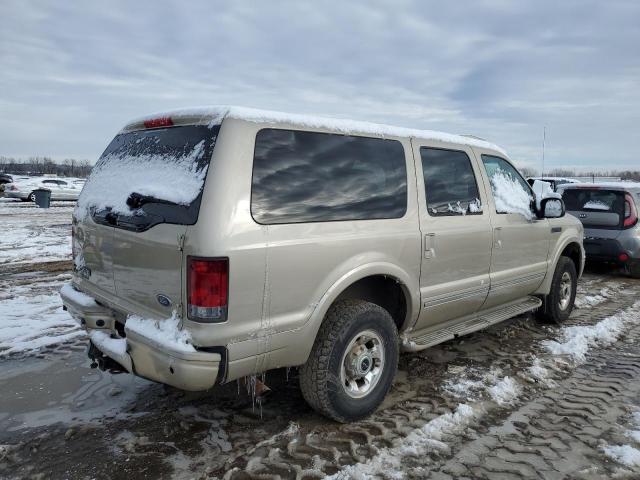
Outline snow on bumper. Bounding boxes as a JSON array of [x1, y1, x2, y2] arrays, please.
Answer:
[[59, 283, 221, 391]]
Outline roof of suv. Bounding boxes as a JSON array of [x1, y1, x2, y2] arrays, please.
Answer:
[[124, 105, 507, 156]]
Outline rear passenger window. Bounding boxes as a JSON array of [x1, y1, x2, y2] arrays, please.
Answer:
[[420, 147, 482, 216], [252, 129, 407, 224]]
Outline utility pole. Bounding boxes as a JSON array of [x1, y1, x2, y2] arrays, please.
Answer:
[[541, 126, 546, 178]]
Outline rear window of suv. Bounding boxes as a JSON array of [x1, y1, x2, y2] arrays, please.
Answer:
[[78, 124, 219, 230], [251, 129, 407, 224]]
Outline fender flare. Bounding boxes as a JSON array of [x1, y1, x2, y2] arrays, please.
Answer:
[[266, 262, 420, 369], [537, 236, 585, 295]]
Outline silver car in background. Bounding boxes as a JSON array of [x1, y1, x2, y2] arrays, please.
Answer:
[[558, 182, 640, 277], [4, 176, 84, 202]]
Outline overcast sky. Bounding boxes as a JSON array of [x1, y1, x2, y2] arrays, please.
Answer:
[[2, 1, 639, 170]]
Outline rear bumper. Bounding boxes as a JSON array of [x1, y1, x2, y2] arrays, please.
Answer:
[[583, 237, 631, 263], [60, 283, 221, 391]]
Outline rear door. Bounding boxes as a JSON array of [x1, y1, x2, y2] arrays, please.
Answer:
[[478, 154, 550, 308], [75, 122, 220, 319], [413, 141, 493, 330]]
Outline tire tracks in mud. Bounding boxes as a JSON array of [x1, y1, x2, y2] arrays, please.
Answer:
[[218, 275, 640, 480]]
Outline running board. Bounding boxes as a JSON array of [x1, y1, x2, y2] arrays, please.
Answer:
[[401, 296, 542, 352]]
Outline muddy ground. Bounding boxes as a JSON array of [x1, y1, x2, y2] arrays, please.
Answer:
[[1, 264, 639, 480]]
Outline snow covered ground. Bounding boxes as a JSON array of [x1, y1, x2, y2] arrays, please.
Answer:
[[0, 199, 73, 266], [0, 199, 80, 357]]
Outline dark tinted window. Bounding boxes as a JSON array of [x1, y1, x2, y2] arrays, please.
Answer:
[[251, 129, 407, 224], [420, 147, 482, 216], [562, 188, 624, 229]]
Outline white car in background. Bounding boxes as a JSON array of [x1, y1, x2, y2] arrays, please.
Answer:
[[4, 176, 84, 202]]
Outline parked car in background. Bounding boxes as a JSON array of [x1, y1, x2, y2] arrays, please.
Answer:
[[61, 106, 584, 422], [4, 176, 84, 202], [527, 176, 579, 192], [558, 182, 640, 277]]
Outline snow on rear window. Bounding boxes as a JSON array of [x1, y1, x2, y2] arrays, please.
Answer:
[[77, 125, 217, 218], [489, 170, 534, 220], [583, 200, 611, 211]]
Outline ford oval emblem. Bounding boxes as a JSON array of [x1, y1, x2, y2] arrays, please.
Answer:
[[156, 294, 172, 307]]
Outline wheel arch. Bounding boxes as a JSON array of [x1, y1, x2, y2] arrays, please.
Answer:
[[536, 237, 584, 295], [263, 262, 420, 370]]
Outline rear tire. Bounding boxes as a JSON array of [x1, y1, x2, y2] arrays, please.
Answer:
[[537, 256, 577, 324], [299, 299, 398, 423]]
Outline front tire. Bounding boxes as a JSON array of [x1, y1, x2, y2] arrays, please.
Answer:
[[300, 299, 399, 423], [537, 256, 577, 324], [28, 192, 36, 202]]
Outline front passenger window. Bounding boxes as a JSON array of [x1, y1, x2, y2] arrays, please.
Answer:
[[482, 155, 534, 220], [420, 147, 482, 216]]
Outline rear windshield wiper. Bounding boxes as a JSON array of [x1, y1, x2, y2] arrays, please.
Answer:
[[126, 192, 180, 209]]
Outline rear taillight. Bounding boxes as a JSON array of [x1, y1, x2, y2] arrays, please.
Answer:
[[187, 257, 228, 322], [143, 117, 174, 129], [624, 193, 638, 229], [8, 184, 18, 191]]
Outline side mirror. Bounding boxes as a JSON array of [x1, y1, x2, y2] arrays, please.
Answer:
[[540, 197, 565, 219]]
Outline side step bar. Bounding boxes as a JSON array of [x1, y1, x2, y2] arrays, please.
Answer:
[[401, 296, 542, 352]]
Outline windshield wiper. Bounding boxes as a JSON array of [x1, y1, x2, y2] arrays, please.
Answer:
[[126, 192, 180, 209]]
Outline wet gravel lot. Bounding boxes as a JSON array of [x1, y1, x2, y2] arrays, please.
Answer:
[[1, 199, 639, 479]]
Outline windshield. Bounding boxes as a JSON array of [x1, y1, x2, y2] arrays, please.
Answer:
[[77, 124, 219, 229]]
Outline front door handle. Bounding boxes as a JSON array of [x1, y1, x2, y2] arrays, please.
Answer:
[[424, 233, 436, 259]]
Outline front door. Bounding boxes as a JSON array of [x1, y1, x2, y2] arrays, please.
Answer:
[[478, 153, 550, 308], [413, 141, 493, 331]]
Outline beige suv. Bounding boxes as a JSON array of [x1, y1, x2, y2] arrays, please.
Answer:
[[60, 107, 584, 422]]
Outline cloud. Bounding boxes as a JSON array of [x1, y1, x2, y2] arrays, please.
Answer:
[[1, 0, 639, 169]]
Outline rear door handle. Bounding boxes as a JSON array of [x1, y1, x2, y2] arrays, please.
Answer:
[[493, 227, 503, 249], [424, 233, 436, 259]]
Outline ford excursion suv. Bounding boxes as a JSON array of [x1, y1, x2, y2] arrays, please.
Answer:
[[60, 106, 584, 422]]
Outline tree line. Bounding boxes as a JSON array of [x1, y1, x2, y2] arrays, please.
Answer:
[[0, 156, 92, 178], [518, 166, 640, 181], [2, 155, 639, 183]]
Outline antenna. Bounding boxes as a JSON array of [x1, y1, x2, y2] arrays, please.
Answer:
[[541, 126, 546, 177]]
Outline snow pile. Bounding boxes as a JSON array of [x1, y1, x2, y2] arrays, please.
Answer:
[[527, 357, 557, 387], [327, 404, 479, 479], [543, 301, 640, 363], [60, 283, 97, 308], [77, 140, 207, 218], [574, 285, 620, 309], [489, 170, 534, 220], [603, 407, 640, 469], [603, 444, 640, 468], [628, 411, 640, 443], [0, 289, 84, 357], [125, 312, 195, 352], [443, 366, 522, 406], [488, 376, 521, 406]]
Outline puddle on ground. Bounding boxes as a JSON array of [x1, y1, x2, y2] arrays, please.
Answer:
[[0, 349, 152, 433]]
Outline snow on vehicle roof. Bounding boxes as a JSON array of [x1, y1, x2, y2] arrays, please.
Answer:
[[126, 105, 507, 156], [558, 181, 640, 191]]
